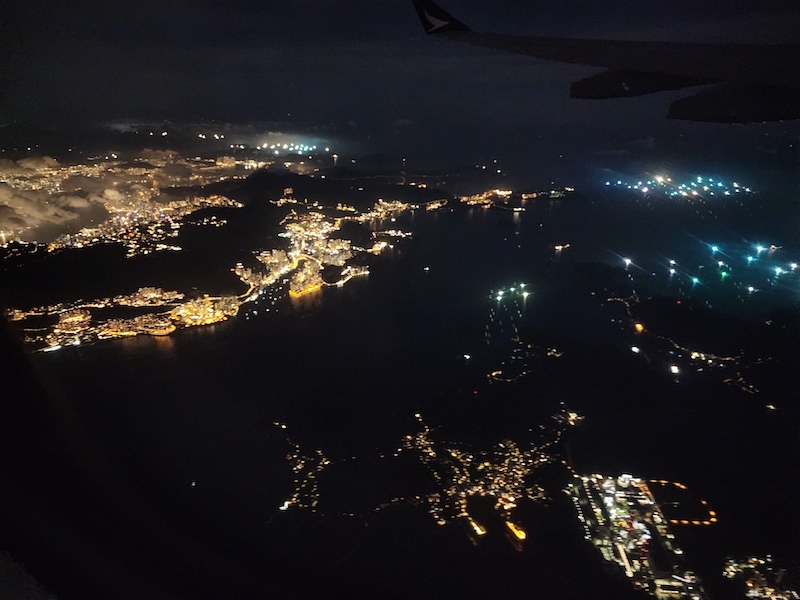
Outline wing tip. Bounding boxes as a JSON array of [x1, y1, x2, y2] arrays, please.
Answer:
[[413, 0, 471, 34]]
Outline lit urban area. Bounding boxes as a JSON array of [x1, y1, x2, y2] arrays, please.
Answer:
[[4, 182, 419, 351], [2, 148, 797, 599], [274, 406, 584, 552], [723, 557, 799, 599], [570, 474, 710, 599], [0, 141, 337, 249], [275, 404, 739, 600]]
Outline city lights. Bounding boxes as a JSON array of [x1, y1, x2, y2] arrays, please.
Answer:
[[7, 183, 411, 351], [273, 409, 582, 551], [606, 174, 754, 199], [570, 474, 710, 598], [724, 556, 799, 599]]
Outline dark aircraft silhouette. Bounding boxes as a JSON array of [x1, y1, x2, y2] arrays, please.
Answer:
[[412, 0, 800, 123]]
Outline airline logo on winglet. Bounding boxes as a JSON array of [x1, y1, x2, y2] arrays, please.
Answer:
[[422, 9, 452, 32], [413, 0, 470, 34]]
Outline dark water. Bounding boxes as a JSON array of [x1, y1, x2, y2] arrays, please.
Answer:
[[7, 180, 800, 599]]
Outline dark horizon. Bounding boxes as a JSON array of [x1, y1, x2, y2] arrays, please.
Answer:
[[4, 1, 800, 173]]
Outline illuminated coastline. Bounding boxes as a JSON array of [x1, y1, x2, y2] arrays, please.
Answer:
[[6, 186, 413, 351], [273, 407, 584, 550], [288, 283, 322, 298]]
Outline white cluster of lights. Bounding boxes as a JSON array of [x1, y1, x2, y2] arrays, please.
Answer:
[[492, 283, 529, 302], [624, 240, 800, 298], [260, 142, 318, 153], [225, 142, 330, 154], [605, 175, 753, 198]]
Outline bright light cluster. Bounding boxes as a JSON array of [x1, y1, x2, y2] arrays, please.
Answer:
[[569, 474, 710, 598], [258, 142, 318, 153], [8, 186, 413, 352], [605, 174, 753, 198], [723, 556, 799, 599]]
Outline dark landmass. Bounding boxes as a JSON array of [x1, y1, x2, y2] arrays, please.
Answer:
[[631, 297, 764, 355]]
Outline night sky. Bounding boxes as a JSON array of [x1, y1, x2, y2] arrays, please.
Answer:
[[3, 0, 800, 174]]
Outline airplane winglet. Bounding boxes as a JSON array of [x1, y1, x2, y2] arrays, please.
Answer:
[[413, 0, 471, 34]]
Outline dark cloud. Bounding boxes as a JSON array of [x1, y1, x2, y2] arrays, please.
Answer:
[[5, 0, 799, 123]]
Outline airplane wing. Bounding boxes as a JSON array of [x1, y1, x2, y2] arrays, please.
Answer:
[[412, 0, 800, 123]]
